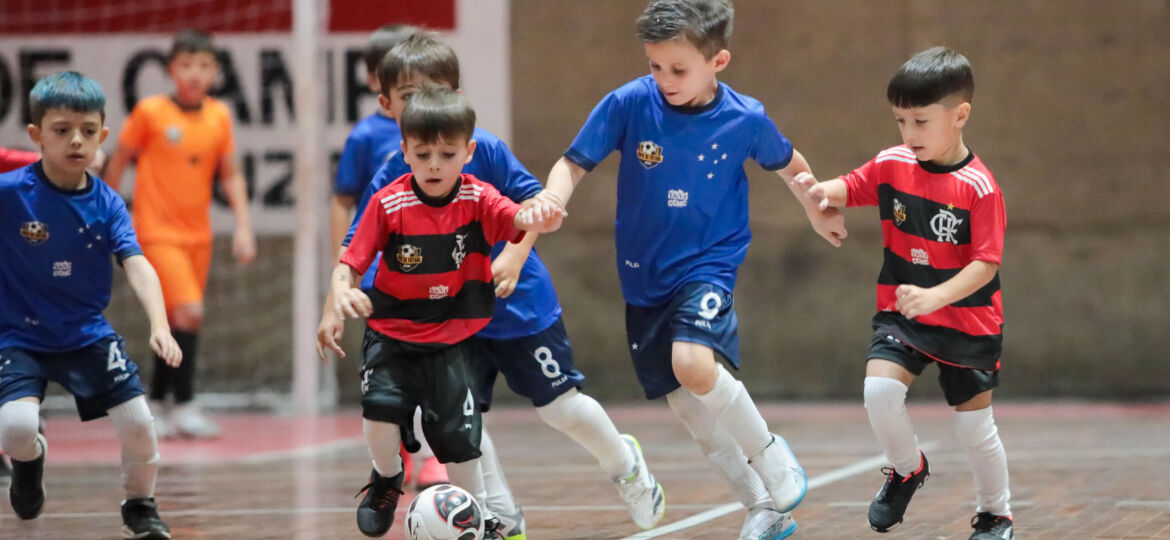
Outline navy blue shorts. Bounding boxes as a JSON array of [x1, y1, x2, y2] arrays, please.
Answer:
[[626, 282, 740, 400], [469, 317, 585, 410], [0, 334, 146, 421], [868, 333, 999, 406]]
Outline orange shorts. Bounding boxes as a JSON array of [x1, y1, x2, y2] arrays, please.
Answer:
[[140, 242, 213, 311]]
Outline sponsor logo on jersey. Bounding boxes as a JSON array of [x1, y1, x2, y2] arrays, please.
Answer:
[[397, 244, 423, 271], [20, 221, 49, 245], [452, 233, 468, 268], [625, 259, 640, 269], [637, 140, 664, 169], [166, 125, 183, 143], [52, 261, 72, 277], [429, 285, 449, 300], [667, 189, 688, 208], [910, 248, 929, 265], [930, 208, 963, 244], [892, 198, 907, 226]]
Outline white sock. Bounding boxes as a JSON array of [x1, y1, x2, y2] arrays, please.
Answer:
[[667, 389, 770, 509], [446, 459, 490, 518], [413, 406, 435, 460], [478, 428, 519, 516], [0, 400, 42, 461], [363, 419, 403, 477], [863, 376, 921, 473], [692, 364, 772, 459], [955, 407, 1011, 516], [536, 389, 633, 480], [108, 396, 159, 499]]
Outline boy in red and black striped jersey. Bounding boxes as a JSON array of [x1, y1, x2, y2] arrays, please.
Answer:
[[332, 86, 563, 538], [798, 48, 1013, 540]]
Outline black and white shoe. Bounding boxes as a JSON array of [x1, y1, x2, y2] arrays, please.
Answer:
[[121, 497, 171, 539], [970, 512, 1014, 539], [867, 451, 929, 532], [355, 468, 404, 537], [9, 433, 47, 520]]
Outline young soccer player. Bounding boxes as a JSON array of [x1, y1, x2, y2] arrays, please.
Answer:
[[796, 47, 1013, 539], [332, 86, 562, 539], [105, 29, 256, 439], [0, 71, 180, 540], [532, 1, 848, 538], [318, 32, 667, 536]]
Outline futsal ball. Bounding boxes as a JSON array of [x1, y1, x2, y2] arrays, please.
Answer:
[[405, 484, 485, 540]]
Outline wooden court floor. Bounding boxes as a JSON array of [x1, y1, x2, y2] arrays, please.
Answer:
[[1, 401, 1168, 539]]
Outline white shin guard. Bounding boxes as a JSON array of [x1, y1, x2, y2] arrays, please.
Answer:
[[108, 396, 159, 499], [955, 407, 1011, 516], [445, 459, 489, 517], [478, 428, 519, 516], [536, 388, 632, 479], [692, 364, 772, 459], [667, 389, 770, 509], [863, 376, 922, 474]]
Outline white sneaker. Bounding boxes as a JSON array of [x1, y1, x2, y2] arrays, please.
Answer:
[[148, 400, 174, 440], [748, 434, 807, 513], [170, 404, 221, 439], [615, 434, 666, 529], [739, 506, 797, 540]]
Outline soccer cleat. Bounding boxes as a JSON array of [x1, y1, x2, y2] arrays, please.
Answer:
[[483, 515, 506, 540], [400, 446, 414, 487], [170, 404, 220, 439], [355, 468, 405, 537], [9, 433, 47, 519], [868, 451, 930, 532], [120, 497, 172, 539], [495, 506, 527, 540], [417, 456, 448, 489], [748, 434, 807, 513], [739, 506, 797, 540], [970, 512, 1014, 539], [615, 434, 666, 529]]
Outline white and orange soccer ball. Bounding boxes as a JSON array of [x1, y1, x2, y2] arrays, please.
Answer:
[[405, 484, 485, 540]]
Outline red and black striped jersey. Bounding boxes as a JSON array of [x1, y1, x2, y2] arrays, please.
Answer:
[[842, 145, 1006, 370], [341, 173, 525, 345]]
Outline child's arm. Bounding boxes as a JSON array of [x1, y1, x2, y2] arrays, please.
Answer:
[[122, 255, 182, 366], [796, 177, 849, 210], [896, 261, 999, 320], [218, 154, 256, 265], [315, 246, 350, 362], [103, 145, 136, 192], [523, 156, 584, 225], [775, 149, 848, 247], [330, 263, 372, 320], [329, 195, 356, 260], [492, 225, 538, 298]]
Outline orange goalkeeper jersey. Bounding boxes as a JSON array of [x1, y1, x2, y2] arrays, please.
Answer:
[[118, 95, 235, 244]]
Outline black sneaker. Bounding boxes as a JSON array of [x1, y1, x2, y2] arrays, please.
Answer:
[[121, 497, 171, 539], [483, 516, 505, 540], [355, 468, 404, 537], [9, 433, 47, 519], [867, 451, 929, 532], [970, 512, 1014, 539]]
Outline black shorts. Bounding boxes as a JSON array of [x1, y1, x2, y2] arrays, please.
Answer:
[[867, 333, 998, 406], [359, 329, 482, 464]]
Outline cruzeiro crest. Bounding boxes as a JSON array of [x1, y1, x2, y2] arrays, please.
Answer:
[[20, 221, 49, 245], [396, 244, 423, 272], [637, 140, 663, 169], [892, 198, 907, 226]]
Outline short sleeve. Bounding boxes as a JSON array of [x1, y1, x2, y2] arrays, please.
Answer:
[[841, 156, 881, 207], [339, 194, 386, 274], [106, 188, 142, 263], [482, 138, 541, 202], [750, 113, 793, 171], [476, 182, 524, 245], [344, 160, 404, 247], [564, 90, 627, 172], [334, 130, 369, 197], [117, 103, 151, 151], [969, 190, 1006, 265]]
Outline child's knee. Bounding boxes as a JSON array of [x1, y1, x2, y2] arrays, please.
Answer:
[[863, 376, 909, 413], [535, 388, 584, 432], [671, 342, 718, 392], [0, 400, 41, 456], [169, 303, 203, 331]]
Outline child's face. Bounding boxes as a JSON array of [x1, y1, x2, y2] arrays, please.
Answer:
[[644, 38, 729, 107], [380, 74, 452, 120], [401, 135, 476, 199], [27, 108, 108, 178], [892, 102, 970, 163], [169, 51, 218, 103]]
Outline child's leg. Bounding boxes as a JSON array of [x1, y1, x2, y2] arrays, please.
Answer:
[[665, 388, 769, 509], [0, 398, 42, 461], [864, 359, 921, 473], [363, 418, 404, 477], [108, 396, 160, 499], [954, 392, 1011, 517], [478, 427, 519, 516], [536, 388, 633, 479], [445, 458, 488, 512], [675, 342, 772, 460]]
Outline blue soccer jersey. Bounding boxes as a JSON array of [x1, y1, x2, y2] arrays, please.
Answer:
[[347, 127, 560, 340], [0, 163, 143, 352], [334, 112, 401, 199], [565, 75, 794, 306]]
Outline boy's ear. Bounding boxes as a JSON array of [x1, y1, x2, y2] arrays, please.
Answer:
[[367, 72, 381, 94], [712, 49, 731, 73], [463, 139, 477, 164], [100, 126, 110, 144], [953, 101, 971, 129], [26, 124, 42, 146], [379, 94, 393, 117]]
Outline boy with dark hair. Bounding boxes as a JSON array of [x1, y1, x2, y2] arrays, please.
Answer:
[[105, 28, 256, 440], [1, 71, 180, 540], [333, 86, 562, 539], [533, 1, 848, 538], [797, 46, 1013, 539]]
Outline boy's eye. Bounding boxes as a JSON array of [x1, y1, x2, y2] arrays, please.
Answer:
[[915, 119, 928, 125], [672, 69, 685, 75], [441, 152, 456, 159], [55, 128, 68, 134], [415, 153, 429, 160]]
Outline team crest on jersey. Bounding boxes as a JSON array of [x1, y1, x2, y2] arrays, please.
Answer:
[[20, 221, 49, 245], [396, 244, 423, 271], [166, 125, 183, 143], [930, 208, 963, 244], [892, 198, 907, 226], [637, 140, 663, 169]]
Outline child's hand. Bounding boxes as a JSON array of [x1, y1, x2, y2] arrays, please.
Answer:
[[315, 309, 346, 362], [150, 330, 183, 367], [491, 249, 525, 298], [517, 207, 565, 233], [521, 190, 567, 227], [792, 172, 832, 211], [233, 227, 257, 265], [809, 206, 848, 247], [895, 284, 946, 319], [334, 288, 373, 320]]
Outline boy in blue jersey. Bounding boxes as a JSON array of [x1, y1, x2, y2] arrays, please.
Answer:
[[317, 33, 666, 536], [0, 71, 181, 539], [534, 1, 848, 538]]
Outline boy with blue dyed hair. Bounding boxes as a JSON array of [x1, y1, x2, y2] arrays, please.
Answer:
[[533, 1, 848, 538], [0, 71, 180, 539]]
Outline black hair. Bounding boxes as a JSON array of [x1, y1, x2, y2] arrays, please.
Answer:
[[29, 71, 106, 125], [636, 0, 734, 59], [170, 29, 215, 61], [377, 32, 460, 97], [398, 86, 475, 145], [364, 24, 417, 75], [887, 46, 974, 108]]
